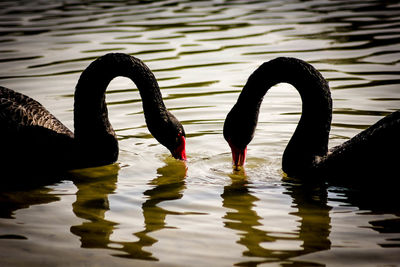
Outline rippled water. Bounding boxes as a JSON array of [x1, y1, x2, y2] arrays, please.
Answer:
[[1, 0, 400, 266]]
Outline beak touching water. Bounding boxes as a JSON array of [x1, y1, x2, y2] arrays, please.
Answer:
[[229, 143, 247, 169], [172, 134, 187, 161]]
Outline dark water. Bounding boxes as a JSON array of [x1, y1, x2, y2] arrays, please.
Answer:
[[1, 0, 400, 266]]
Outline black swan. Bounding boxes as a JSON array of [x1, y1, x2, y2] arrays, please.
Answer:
[[223, 57, 400, 179], [0, 53, 186, 176]]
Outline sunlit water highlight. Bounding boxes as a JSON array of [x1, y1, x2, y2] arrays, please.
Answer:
[[1, 0, 400, 266]]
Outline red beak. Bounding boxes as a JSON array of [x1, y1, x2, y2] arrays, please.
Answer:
[[229, 143, 247, 168], [173, 135, 187, 161]]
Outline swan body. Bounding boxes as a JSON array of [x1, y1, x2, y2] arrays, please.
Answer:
[[223, 57, 400, 179], [0, 53, 186, 176]]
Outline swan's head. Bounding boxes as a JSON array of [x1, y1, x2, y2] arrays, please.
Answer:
[[228, 141, 247, 169], [170, 131, 187, 161], [164, 125, 186, 161], [148, 112, 187, 161], [223, 104, 258, 168]]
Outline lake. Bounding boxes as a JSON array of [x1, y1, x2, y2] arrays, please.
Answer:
[[1, 0, 400, 266]]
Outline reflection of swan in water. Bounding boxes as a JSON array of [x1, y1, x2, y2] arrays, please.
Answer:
[[221, 173, 331, 265], [70, 165, 119, 250], [128, 159, 188, 260], [70, 159, 187, 261], [0, 187, 59, 221], [328, 185, 400, 249], [223, 57, 400, 178], [0, 53, 186, 176]]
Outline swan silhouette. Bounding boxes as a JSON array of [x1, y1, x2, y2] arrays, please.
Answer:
[[223, 57, 400, 179], [0, 53, 186, 175]]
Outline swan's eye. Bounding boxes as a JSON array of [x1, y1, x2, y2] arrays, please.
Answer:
[[176, 132, 182, 144]]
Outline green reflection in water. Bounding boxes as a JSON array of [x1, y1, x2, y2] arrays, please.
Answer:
[[221, 172, 331, 266], [70, 159, 188, 261], [221, 174, 276, 263], [161, 80, 219, 89], [70, 165, 119, 250]]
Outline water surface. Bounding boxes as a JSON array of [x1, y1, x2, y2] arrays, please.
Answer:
[[1, 0, 400, 266]]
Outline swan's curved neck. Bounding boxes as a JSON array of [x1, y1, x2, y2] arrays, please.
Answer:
[[239, 57, 332, 175], [73, 53, 167, 166]]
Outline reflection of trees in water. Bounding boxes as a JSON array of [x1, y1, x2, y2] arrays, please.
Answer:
[[70, 159, 187, 261], [221, 173, 331, 266]]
